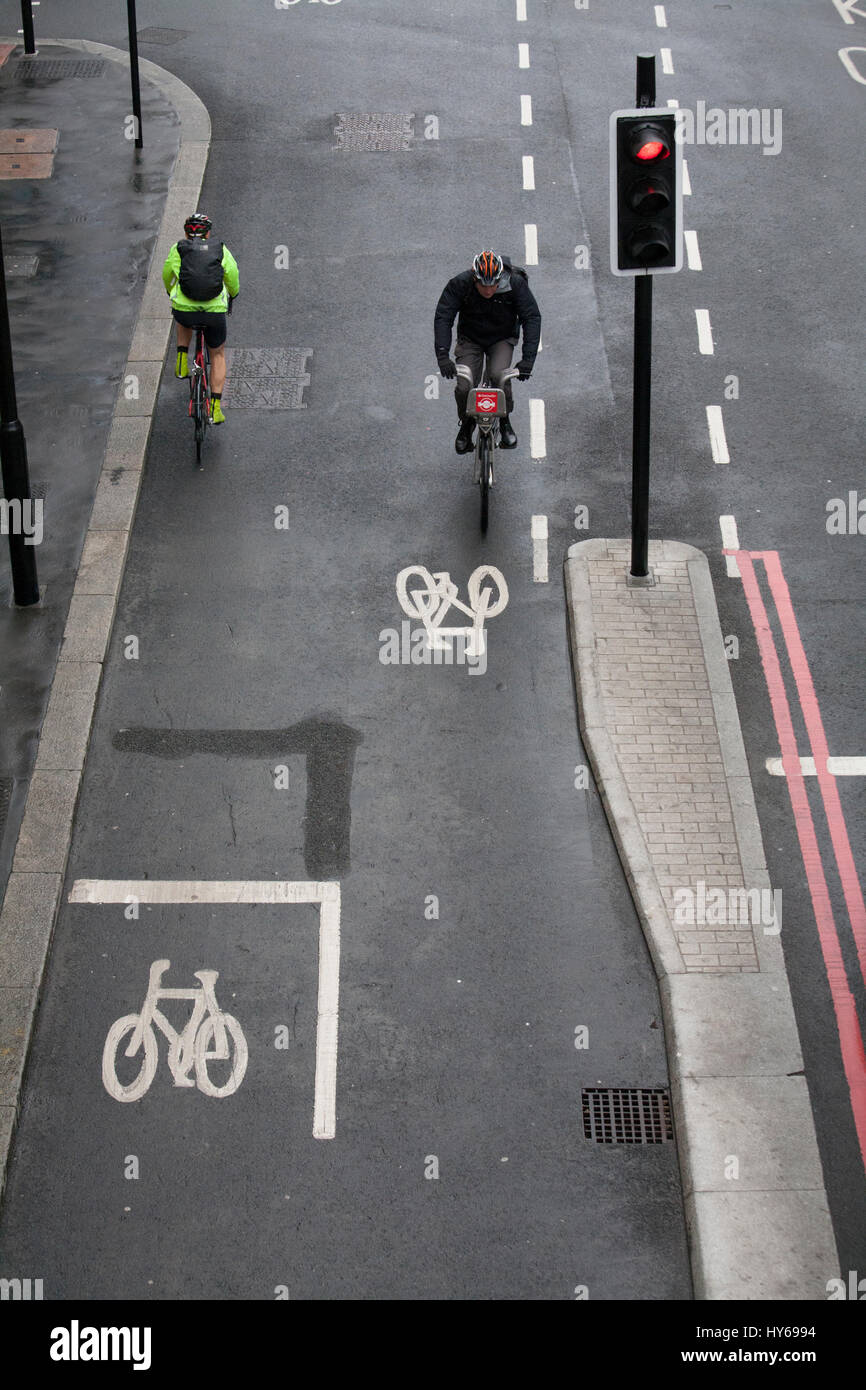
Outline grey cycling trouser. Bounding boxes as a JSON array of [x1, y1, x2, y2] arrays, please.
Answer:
[[454, 336, 517, 420]]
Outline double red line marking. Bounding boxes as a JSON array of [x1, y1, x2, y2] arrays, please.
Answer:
[[729, 550, 866, 1170]]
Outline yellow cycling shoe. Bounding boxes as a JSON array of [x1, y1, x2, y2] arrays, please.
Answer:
[[175, 350, 188, 379], [211, 399, 226, 425]]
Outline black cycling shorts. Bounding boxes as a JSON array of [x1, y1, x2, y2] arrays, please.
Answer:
[[172, 309, 227, 349]]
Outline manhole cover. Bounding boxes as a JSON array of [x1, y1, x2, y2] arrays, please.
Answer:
[[3, 254, 38, 277], [582, 1088, 674, 1144], [223, 348, 312, 410], [225, 348, 312, 378], [13, 59, 106, 80], [137, 28, 190, 44], [334, 112, 414, 151]]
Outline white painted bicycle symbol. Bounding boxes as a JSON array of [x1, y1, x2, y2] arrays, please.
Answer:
[[102, 959, 248, 1102], [395, 565, 509, 656]]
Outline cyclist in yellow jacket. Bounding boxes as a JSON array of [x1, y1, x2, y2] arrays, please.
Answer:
[[162, 213, 239, 424]]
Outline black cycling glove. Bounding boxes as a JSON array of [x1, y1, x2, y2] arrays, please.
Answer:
[[516, 359, 533, 381], [438, 356, 457, 380]]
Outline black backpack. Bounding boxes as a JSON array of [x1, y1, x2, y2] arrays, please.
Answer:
[[177, 238, 225, 301]]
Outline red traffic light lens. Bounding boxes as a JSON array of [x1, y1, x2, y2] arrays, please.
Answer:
[[636, 139, 665, 160], [628, 122, 671, 164]]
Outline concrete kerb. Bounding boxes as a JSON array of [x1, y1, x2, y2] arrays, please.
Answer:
[[564, 539, 839, 1300], [0, 39, 210, 1200]]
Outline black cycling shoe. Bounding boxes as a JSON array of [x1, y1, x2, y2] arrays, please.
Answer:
[[455, 419, 476, 454], [499, 416, 518, 449]]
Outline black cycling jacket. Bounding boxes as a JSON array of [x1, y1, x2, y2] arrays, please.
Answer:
[[434, 261, 542, 362]]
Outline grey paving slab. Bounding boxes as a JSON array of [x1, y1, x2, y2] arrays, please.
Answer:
[[33, 662, 101, 773], [0, 873, 62, 989], [59, 595, 116, 664]]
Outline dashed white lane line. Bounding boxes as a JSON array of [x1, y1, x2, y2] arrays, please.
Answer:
[[531, 514, 549, 583], [518, 42, 530, 68], [522, 155, 535, 189], [516, 0, 527, 19], [684, 229, 702, 270], [695, 308, 714, 354], [683, 159, 692, 195], [655, 5, 668, 26], [521, 94, 533, 125], [530, 399, 546, 458], [719, 514, 741, 578], [706, 405, 730, 464], [666, 97, 679, 108], [70, 878, 341, 1141], [766, 757, 866, 778], [661, 47, 674, 73], [524, 222, 538, 265]]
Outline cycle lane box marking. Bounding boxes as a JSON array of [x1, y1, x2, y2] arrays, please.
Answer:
[[68, 879, 341, 1140]]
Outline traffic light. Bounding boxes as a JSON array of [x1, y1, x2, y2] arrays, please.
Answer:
[[610, 108, 682, 275]]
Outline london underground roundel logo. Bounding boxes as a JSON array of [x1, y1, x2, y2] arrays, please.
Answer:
[[476, 392, 497, 413]]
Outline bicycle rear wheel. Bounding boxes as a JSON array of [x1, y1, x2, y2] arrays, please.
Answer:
[[478, 434, 491, 533]]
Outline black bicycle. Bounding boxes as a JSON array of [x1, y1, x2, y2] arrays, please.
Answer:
[[455, 365, 520, 533], [187, 322, 210, 468]]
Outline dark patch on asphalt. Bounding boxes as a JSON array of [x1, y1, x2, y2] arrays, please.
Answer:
[[112, 716, 362, 878]]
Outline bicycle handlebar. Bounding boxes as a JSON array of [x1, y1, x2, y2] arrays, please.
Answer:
[[454, 364, 520, 383]]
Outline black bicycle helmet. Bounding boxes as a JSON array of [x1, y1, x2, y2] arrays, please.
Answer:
[[184, 211, 212, 238], [473, 251, 503, 285]]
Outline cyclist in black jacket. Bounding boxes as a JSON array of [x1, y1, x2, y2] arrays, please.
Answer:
[[434, 251, 541, 453]]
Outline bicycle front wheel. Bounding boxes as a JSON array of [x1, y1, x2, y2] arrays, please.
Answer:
[[478, 435, 491, 534], [102, 1015, 158, 1103]]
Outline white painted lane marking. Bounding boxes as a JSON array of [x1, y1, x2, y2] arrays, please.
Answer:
[[706, 405, 730, 464], [530, 399, 546, 459], [524, 223, 538, 265], [666, 98, 679, 107], [522, 155, 535, 189], [683, 159, 692, 195], [518, 43, 530, 68], [684, 229, 702, 270], [766, 757, 866, 778], [661, 47, 674, 73], [531, 514, 549, 583], [695, 308, 714, 355], [719, 515, 741, 578], [655, 5, 668, 26], [521, 94, 533, 125], [516, 0, 527, 19], [71, 878, 341, 1139]]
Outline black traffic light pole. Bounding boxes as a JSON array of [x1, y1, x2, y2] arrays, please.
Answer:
[[20, 1, 36, 56], [0, 224, 40, 606], [126, 0, 143, 149], [629, 54, 656, 585]]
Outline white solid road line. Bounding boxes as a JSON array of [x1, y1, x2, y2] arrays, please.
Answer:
[[531, 514, 549, 583], [766, 757, 866, 778], [719, 515, 741, 578], [530, 399, 546, 459], [684, 229, 702, 270], [706, 405, 730, 464], [521, 94, 532, 125], [524, 223, 538, 265], [661, 47, 674, 73], [695, 308, 714, 354], [683, 159, 692, 195], [522, 154, 535, 189], [655, 5, 668, 26], [516, 0, 527, 19], [70, 878, 341, 1140], [518, 43, 530, 68]]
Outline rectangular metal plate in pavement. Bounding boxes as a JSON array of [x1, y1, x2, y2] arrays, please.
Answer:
[[223, 348, 312, 411], [3, 255, 38, 277], [13, 60, 106, 80], [333, 113, 414, 151], [0, 129, 58, 154], [0, 153, 54, 178], [582, 1087, 674, 1144]]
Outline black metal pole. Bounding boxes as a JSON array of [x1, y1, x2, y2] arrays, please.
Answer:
[[629, 53, 656, 583], [630, 275, 652, 579], [127, 0, 143, 149], [0, 225, 40, 606], [20, 0, 36, 56]]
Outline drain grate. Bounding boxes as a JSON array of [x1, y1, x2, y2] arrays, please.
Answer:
[[334, 112, 414, 151], [0, 777, 12, 844], [223, 348, 312, 410], [582, 1088, 674, 1144], [3, 254, 38, 277], [137, 28, 190, 44], [13, 59, 106, 80]]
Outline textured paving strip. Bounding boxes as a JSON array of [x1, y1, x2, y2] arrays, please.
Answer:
[[0, 36, 209, 1199], [565, 538, 839, 1299]]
